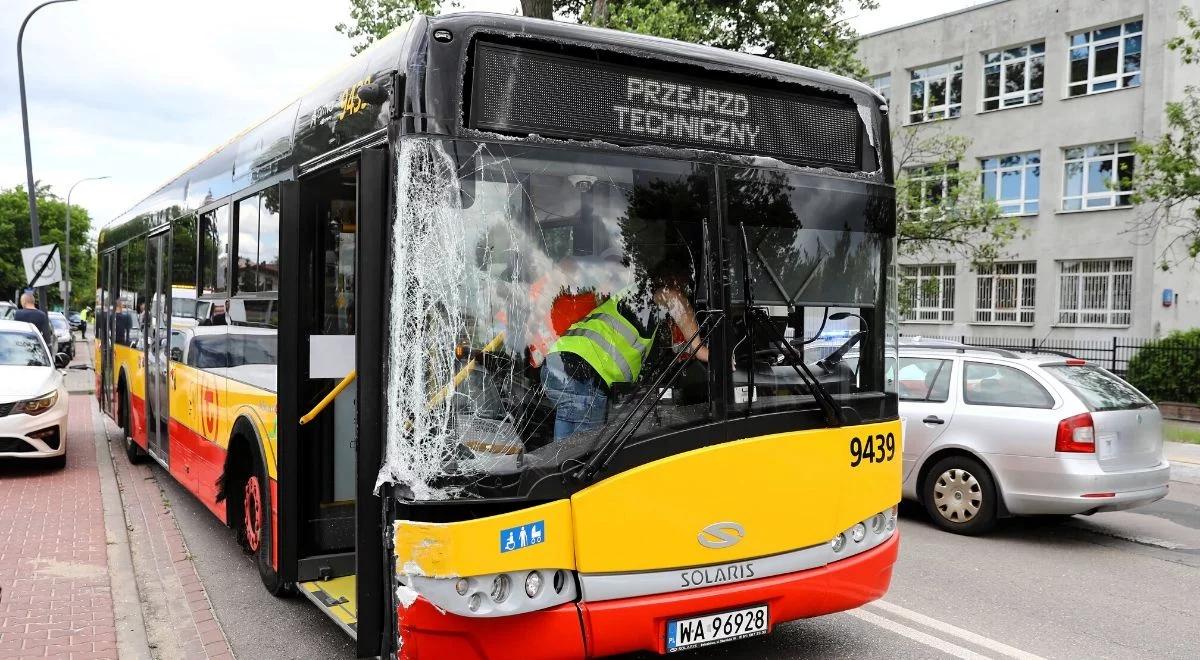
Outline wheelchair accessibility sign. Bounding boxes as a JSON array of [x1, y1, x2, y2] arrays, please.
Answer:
[[500, 521, 545, 553]]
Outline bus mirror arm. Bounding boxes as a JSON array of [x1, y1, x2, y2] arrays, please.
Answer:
[[573, 311, 723, 484]]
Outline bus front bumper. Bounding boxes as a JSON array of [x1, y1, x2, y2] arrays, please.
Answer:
[[395, 532, 899, 659]]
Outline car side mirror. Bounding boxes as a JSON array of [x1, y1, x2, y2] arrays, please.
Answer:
[[54, 352, 70, 369]]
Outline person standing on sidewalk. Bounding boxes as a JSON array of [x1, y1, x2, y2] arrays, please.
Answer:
[[14, 291, 56, 353]]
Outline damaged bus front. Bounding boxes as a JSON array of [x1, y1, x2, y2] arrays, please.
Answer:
[[377, 14, 900, 659]]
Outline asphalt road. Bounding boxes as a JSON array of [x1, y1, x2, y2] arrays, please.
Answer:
[[158, 458, 1200, 659]]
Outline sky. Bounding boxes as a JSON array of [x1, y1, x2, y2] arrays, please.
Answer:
[[0, 0, 988, 234]]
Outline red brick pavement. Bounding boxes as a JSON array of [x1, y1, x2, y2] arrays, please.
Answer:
[[0, 396, 118, 660], [100, 415, 233, 660]]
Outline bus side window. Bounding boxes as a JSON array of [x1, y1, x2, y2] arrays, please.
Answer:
[[200, 206, 230, 298]]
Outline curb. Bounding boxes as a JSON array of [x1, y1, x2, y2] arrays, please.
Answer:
[[91, 398, 155, 660]]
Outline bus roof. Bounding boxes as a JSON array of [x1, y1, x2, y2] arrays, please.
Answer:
[[100, 13, 885, 253]]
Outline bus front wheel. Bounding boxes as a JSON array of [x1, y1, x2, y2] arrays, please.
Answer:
[[233, 437, 292, 597], [119, 384, 146, 464]]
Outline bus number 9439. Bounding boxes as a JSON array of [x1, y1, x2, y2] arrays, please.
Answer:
[[849, 433, 896, 467]]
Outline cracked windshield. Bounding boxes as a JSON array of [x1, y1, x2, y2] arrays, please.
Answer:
[[378, 139, 893, 500]]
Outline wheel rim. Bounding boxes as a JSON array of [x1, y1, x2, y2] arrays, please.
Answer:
[[244, 475, 263, 552], [933, 468, 982, 523]]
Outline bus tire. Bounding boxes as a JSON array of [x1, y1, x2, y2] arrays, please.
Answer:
[[119, 380, 146, 464], [921, 455, 998, 535], [236, 437, 292, 597]]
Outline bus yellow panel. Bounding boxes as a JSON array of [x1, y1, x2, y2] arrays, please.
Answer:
[[394, 500, 574, 578], [570, 420, 902, 574]]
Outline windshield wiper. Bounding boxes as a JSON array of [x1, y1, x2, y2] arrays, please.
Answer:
[[738, 223, 844, 428], [573, 311, 722, 483]]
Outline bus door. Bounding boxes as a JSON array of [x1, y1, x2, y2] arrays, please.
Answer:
[[100, 252, 118, 414], [145, 230, 172, 464], [281, 148, 387, 656], [287, 159, 363, 640]]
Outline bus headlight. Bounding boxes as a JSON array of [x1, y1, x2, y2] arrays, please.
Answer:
[[851, 523, 867, 543], [831, 533, 847, 553], [525, 571, 542, 598], [490, 574, 510, 603], [870, 513, 885, 534], [410, 569, 577, 618]]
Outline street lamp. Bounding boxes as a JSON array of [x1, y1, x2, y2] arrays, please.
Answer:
[[18, 0, 78, 311], [64, 175, 110, 318]]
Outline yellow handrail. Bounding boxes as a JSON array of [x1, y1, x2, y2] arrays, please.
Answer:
[[427, 332, 506, 409], [300, 331, 505, 426], [300, 369, 358, 426]]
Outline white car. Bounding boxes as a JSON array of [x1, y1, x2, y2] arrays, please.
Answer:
[[0, 320, 71, 468], [49, 311, 75, 359]]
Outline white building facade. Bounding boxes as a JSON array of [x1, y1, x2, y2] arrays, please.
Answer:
[[858, 0, 1200, 341]]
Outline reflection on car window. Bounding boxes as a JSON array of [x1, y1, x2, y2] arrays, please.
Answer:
[[963, 362, 1053, 408], [1044, 365, 1151, 411], [0, 331, 50, 366], [898, 358, 951, 402]]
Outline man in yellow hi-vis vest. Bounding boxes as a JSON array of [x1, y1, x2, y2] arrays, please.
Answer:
[[540, 263, 708, 441]]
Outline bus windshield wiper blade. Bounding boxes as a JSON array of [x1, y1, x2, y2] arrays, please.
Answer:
[[750, 307, 844, 427], [574, 311, 722, 483], [738, 222, 842, 428]]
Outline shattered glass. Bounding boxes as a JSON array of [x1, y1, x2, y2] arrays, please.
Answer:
[[378, 138, 895, 500]]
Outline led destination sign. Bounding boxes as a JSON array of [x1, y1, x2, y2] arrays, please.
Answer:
[[469, 42, 863, 169]]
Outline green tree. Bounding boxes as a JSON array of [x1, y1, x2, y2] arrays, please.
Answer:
[[891, 127, 1024, 319], [336, 0, 877, 76], [0, 185, 96, 310], [893, 127, 1023, 263], [1131, 6, 1200, 268]]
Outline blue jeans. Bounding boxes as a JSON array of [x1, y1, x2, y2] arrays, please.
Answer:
[[541, 353, 608, 441]]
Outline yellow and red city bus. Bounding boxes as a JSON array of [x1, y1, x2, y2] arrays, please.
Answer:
[[97, 13, 900, 658]]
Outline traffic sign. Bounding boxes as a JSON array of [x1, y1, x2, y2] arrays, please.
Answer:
[[21, 244, 62, 287]]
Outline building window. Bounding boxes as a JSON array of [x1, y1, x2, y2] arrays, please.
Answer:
[[1056, 258, 1132, 326], [904, 163, 958, 220], [981, 152, 1040, 215], [908, 61, 962, 123], [901, 264, 956, 322], [1069, 19, 1142, 97], [868, 73, 891, 104], [1062, 141, 1134, 211], [975, 261, 1036, 324], [982, 42, 1045, 110]]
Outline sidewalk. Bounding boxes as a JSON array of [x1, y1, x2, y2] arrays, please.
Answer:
[[1166, 440, 1200, 466], [0, 396, 117, 659], [0, 338, 234, 659]]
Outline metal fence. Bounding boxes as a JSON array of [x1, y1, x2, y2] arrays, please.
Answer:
[[902, 334, 1200, 378]]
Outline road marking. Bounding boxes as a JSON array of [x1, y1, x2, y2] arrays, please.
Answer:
[[847, 608, 990, 659], [867, 600, 1047, 660]]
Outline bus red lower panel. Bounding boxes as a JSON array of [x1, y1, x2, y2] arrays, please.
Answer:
[[397, 599, 585, 660], [394, 533, 898, 659], [581, 533, 899, 657]]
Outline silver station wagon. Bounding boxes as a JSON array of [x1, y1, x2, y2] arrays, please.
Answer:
[[888, 343, 1170, 535]]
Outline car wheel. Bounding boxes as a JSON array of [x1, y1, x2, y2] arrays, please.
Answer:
[[922, 455, 998, 535]]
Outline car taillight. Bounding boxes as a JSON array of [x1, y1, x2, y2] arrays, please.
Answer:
[[1056, 413, 1095, 453]]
